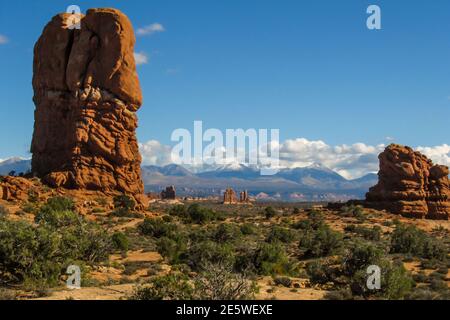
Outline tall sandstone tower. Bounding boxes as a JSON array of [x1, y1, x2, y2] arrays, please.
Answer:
[[31, 8, 146, 205]]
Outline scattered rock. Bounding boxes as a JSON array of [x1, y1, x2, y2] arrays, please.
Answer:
[[0, 176, 38, 201]]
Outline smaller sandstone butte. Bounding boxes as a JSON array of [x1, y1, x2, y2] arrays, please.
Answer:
[[366, 144, 450, 220], [239, 190, 249, 203], [161, 186, 176, 200], [31, 8, 146, 206], [223, 188, 237, 204]]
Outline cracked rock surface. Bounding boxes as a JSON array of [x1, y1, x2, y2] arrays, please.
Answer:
[[31, 8, 146, 205], [366, 144, 450, 220]]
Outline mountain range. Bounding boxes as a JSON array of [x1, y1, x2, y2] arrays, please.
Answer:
[[0, 158, 378, 202]]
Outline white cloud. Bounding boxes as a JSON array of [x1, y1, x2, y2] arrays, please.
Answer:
[[279, 139, 385, 179], [134, 52, 149, 65], [139, 140, 173, 166], [136, 23, 165, 36], [0, 34, 8, 44], [417, 144, 450, 167]]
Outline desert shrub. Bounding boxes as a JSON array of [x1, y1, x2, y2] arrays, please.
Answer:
[[264, 206, 277, 219], [131, 263, 257, 300], [157, 235, 187, 264], [407, 288, 443, 300], [95, 197, 108, 206], [429, 279, 448, 291], [0, 205, 9, 218], [167, 204, 188, 217], [162, 215, 173, 223], [41, 196, 75, 212], [299, 224, 343, 258], [292, 207, 300, 214], [324, 288, 354, 300], [253, 242, 296, 276], [266, 226, 295, 244], [240, 223, 257, 235], [345, 225, 381, 241], [0, 288, 17, 300], [113, 194, 135, 210], [0, 211, 112, 287], [186, 241, 235, 271], [306, 260, 335, 285], [139, 218, 178, 238], [390, 224, 446, 261], [340, 205, 366, 221], [193, 262, 258, 300], [344, 242, 383, 276], [350, 260, 414, 299], [110, 207, 141, 218], [273, 276, 292, 287], [112, 232, 129, 252], [212, 223, 241, 243], [35, 209, 80, 228], [186, 204, 218, 224], [130, 272, 194, 300]]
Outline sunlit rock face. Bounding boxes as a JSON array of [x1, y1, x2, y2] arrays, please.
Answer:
[[31, 8, 146, 206], [366, 144, 450, 220]]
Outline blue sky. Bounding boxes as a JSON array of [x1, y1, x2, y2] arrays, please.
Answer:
[[0, 0, 449, 176]]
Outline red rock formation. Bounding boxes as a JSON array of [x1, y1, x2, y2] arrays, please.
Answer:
[[366, 144, 450, 219], [239, 190, 249, 203], [0, 176, 38, 202], [161, 186, 176, 200], [223, 188, 237, 204], [31, 8, 146, 206]]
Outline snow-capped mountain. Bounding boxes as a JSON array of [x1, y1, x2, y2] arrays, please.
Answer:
[[0, 157, 31, 175], [0, 157, 378, 202]]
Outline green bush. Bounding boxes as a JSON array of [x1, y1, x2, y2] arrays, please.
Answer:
[[306, 260, 335, 285], [213, 223, 241, 243], [0, 216, 112, 287], [110, 207, 141, 218], [41, 196, 75, 212], [157, 235, 187, 264], [299, 224, 343, 258], [113, 194, 135, 210], [186, 204, 218, 224], [264, 206, 277, 219], [266, 226, 295, 243], [0, 205, 9, 218], [112, 232, 129, 252], [240, 223, 257, 235], [344, 242, 383, 276], [390, 224, 447, 261], [344, 225, 381, 241], [253, 242, 296, 276], [139, 218, 178, 238], [193, 262, 258, 300], [35, 209, 80, 228], [130, 273, 194, 300], [186, 241, 235, 271], [350, 260, 414, 299], [273, 276, 292, 287], [131, 264, 257, 300], [167, 204, 188, 217], [340, 205, 366, 222]]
